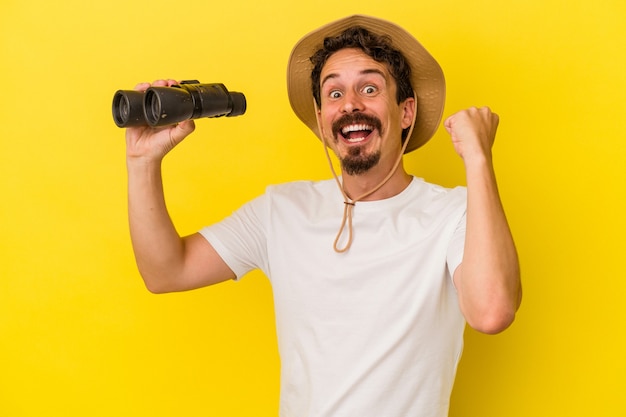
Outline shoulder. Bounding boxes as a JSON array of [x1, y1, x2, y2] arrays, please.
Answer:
[[408, 177, 467, 207]]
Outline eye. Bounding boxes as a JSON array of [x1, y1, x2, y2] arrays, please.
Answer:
[[329, 90, 343, 99], [362, 85, 377, 95]]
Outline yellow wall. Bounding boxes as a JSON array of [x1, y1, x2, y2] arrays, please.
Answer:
[[1, 0, 624, 416]]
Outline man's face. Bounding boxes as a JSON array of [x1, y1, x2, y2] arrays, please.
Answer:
[[316, 48, 414, 176]]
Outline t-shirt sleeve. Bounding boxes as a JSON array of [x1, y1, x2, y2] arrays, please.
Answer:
[[198, 194, 269, 280], [446, 194, 466, 281]]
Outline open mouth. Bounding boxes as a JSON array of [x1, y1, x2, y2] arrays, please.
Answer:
[[332, 113, 382, 144], [340, 124, 374, 143]]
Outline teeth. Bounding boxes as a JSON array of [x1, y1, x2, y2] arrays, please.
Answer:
[[341, 124, 373, 135]]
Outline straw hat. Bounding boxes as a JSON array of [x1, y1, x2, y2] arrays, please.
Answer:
[[287, 15, 446, 153]]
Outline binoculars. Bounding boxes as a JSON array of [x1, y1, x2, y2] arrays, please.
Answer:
[[112, 80, 246, 127]]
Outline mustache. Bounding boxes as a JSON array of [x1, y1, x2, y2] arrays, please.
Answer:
[[331, 113, 382, 138]]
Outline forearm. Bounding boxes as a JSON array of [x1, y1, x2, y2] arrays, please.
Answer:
[[456, 156, 521, 333], [127, 158, 186, 292]]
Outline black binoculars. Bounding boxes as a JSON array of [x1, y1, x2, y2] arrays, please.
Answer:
[[112, 80, 246, 127]]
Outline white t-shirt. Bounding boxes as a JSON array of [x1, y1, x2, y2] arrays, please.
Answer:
[[200, 177, 467, 417]]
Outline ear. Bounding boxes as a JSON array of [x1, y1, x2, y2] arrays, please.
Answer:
[[315, 105, 322, 123], [314, 101, 328, 140], [400, 97, 416, 130]]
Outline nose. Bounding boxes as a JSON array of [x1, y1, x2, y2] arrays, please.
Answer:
[[340, 90, 364, 113]]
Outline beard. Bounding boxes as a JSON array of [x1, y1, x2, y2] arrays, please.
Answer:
[[331, 112, 383, 176], [340, 147, 381, 175]]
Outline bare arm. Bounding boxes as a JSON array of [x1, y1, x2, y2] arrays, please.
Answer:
[[126, 80, 235, 293], [445, 107, 522, 334]]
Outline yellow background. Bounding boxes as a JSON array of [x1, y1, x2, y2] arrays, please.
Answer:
[[1, 0, 624, 416]]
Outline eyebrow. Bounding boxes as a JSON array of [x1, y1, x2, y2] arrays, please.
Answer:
[[321, 68, 387, 88]]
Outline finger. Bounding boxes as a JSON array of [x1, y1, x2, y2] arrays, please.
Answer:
[[492, 113, 500, 128], [177, 119, 196, 136], [152, 79, 169, 87], [170, 120, 196, 143], [443, 115, 454, 132], [134, 82, 151, 92], [166, 79, 179, 87]]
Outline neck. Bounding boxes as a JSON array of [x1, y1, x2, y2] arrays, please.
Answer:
[[341, 161, 411, 201]]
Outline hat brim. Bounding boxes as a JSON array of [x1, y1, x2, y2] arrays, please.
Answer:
[[287, 15, 446, 153]]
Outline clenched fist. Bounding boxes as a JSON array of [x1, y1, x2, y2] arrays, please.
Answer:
[[444, 106, 499, 163]]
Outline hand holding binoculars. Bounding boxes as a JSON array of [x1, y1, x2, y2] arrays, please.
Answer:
[[112, 80, 246, 128]]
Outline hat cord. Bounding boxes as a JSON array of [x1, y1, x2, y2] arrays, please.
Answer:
[[314, 95, 417, 253]]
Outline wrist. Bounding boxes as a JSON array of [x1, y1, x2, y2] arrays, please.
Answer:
[[126, 154, 163, 174], [463, 152, 495, 176]]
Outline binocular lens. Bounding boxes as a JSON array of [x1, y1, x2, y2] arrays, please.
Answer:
[[112, 81, 246, 128], [116, 95, 130, 123], [144, 90, 161, 127], [112, 90, 146, 127]]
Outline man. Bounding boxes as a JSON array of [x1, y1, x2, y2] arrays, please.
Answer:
[[125, 15, 521, 417]]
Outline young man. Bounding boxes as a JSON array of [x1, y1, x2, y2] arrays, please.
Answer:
[[125, 15, 521, 417]]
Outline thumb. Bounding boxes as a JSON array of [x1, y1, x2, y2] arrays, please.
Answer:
[[170, 119, 196, 144]]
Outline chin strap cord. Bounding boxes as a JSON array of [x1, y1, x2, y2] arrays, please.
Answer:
[[314, 96, 417, 253]]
